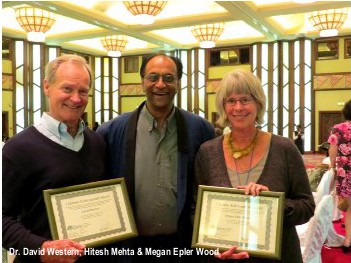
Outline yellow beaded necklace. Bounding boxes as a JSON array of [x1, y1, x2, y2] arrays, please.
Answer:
[[226, 129, 259, 159]]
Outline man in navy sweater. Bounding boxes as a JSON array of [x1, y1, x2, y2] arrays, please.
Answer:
[[2, 55, 107, 263]]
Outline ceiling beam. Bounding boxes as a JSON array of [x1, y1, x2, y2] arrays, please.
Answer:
[[2, 28, 26, 39], [2, 1, 22, 8], [217, 1, 282, 41], [129, 13, 238, 32], [259, 1, 351, 17], [45, 29, 116, 45]]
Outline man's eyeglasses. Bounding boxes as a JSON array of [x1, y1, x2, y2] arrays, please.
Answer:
[[225, 97, 255, 106], [144, 73, 176, 85]]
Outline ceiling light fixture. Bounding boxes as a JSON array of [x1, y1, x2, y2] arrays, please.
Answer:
[[191, 23, 225, 49], [309, 8, 348, 37], [15, 7, 56, 42], [101, 35, 128, 57], [123, 1, 167, 25]]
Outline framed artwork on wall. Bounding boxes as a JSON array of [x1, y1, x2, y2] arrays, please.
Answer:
[[124, 57, 139, 73], [316, 39, 339, 60], [2, 74, 13, 90]]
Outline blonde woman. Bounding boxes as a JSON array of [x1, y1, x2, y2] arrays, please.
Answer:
[[195, 70, 315, 263]]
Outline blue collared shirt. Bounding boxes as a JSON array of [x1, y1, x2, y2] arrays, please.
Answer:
[[135, 105, 178, 235], [34, 112, 85, 152]]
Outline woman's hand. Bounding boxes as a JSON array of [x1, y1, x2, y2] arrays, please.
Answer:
[[237, 182, 269, 196], [40, 240, 85, 263], [215, 246, 249, 260]]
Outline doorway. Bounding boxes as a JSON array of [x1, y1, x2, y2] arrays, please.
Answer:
[[318, 111, 343, 152]]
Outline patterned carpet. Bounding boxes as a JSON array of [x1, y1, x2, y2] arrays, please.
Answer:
[[322, 213, 351, 263]]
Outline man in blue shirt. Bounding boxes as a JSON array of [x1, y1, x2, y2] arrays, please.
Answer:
[[97, 53, 215, 263]]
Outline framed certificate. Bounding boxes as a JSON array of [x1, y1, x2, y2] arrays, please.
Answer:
[[44, 178, 138, 247], [192, 185, 284, 259]]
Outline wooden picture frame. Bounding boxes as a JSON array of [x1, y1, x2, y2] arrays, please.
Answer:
[[316, 39, 339, 60], [44, 178, 138, 247], [124, 56, 139, 73], [192, 185, 285, 259]]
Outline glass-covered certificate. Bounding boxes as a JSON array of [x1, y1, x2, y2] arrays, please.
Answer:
[[44, 178, 138, 247], [192, 185, 284, 259]]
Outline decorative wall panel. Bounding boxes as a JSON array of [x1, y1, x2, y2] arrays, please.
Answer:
[[313, 73, 351, 90]]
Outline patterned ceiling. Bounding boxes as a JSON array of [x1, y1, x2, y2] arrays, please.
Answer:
[[2, 1, 351, 56]]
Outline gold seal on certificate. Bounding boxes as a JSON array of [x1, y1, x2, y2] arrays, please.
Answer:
[[44, 178, 138, 247], [192, 185, 284, 259]]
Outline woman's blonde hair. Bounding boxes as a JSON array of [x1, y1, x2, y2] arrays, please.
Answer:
[[215, 69, 266, 127]]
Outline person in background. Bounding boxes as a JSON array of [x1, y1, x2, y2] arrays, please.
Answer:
[[92, 121, 100, 131], [319, 141, 330, 157], [2, 135, 9, 147], [328, 99, 351, 253], [194, 70, 315, 263], [293, 124, 304, 154], [2, 55, 108, 263], [214, 122, 224, 137], [97, 53, 215, 263], [2, 135, 9, 143], [215, 127, 223, 137]]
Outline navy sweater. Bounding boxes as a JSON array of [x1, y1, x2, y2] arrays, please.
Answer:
[[2, 126, 106, 262]]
